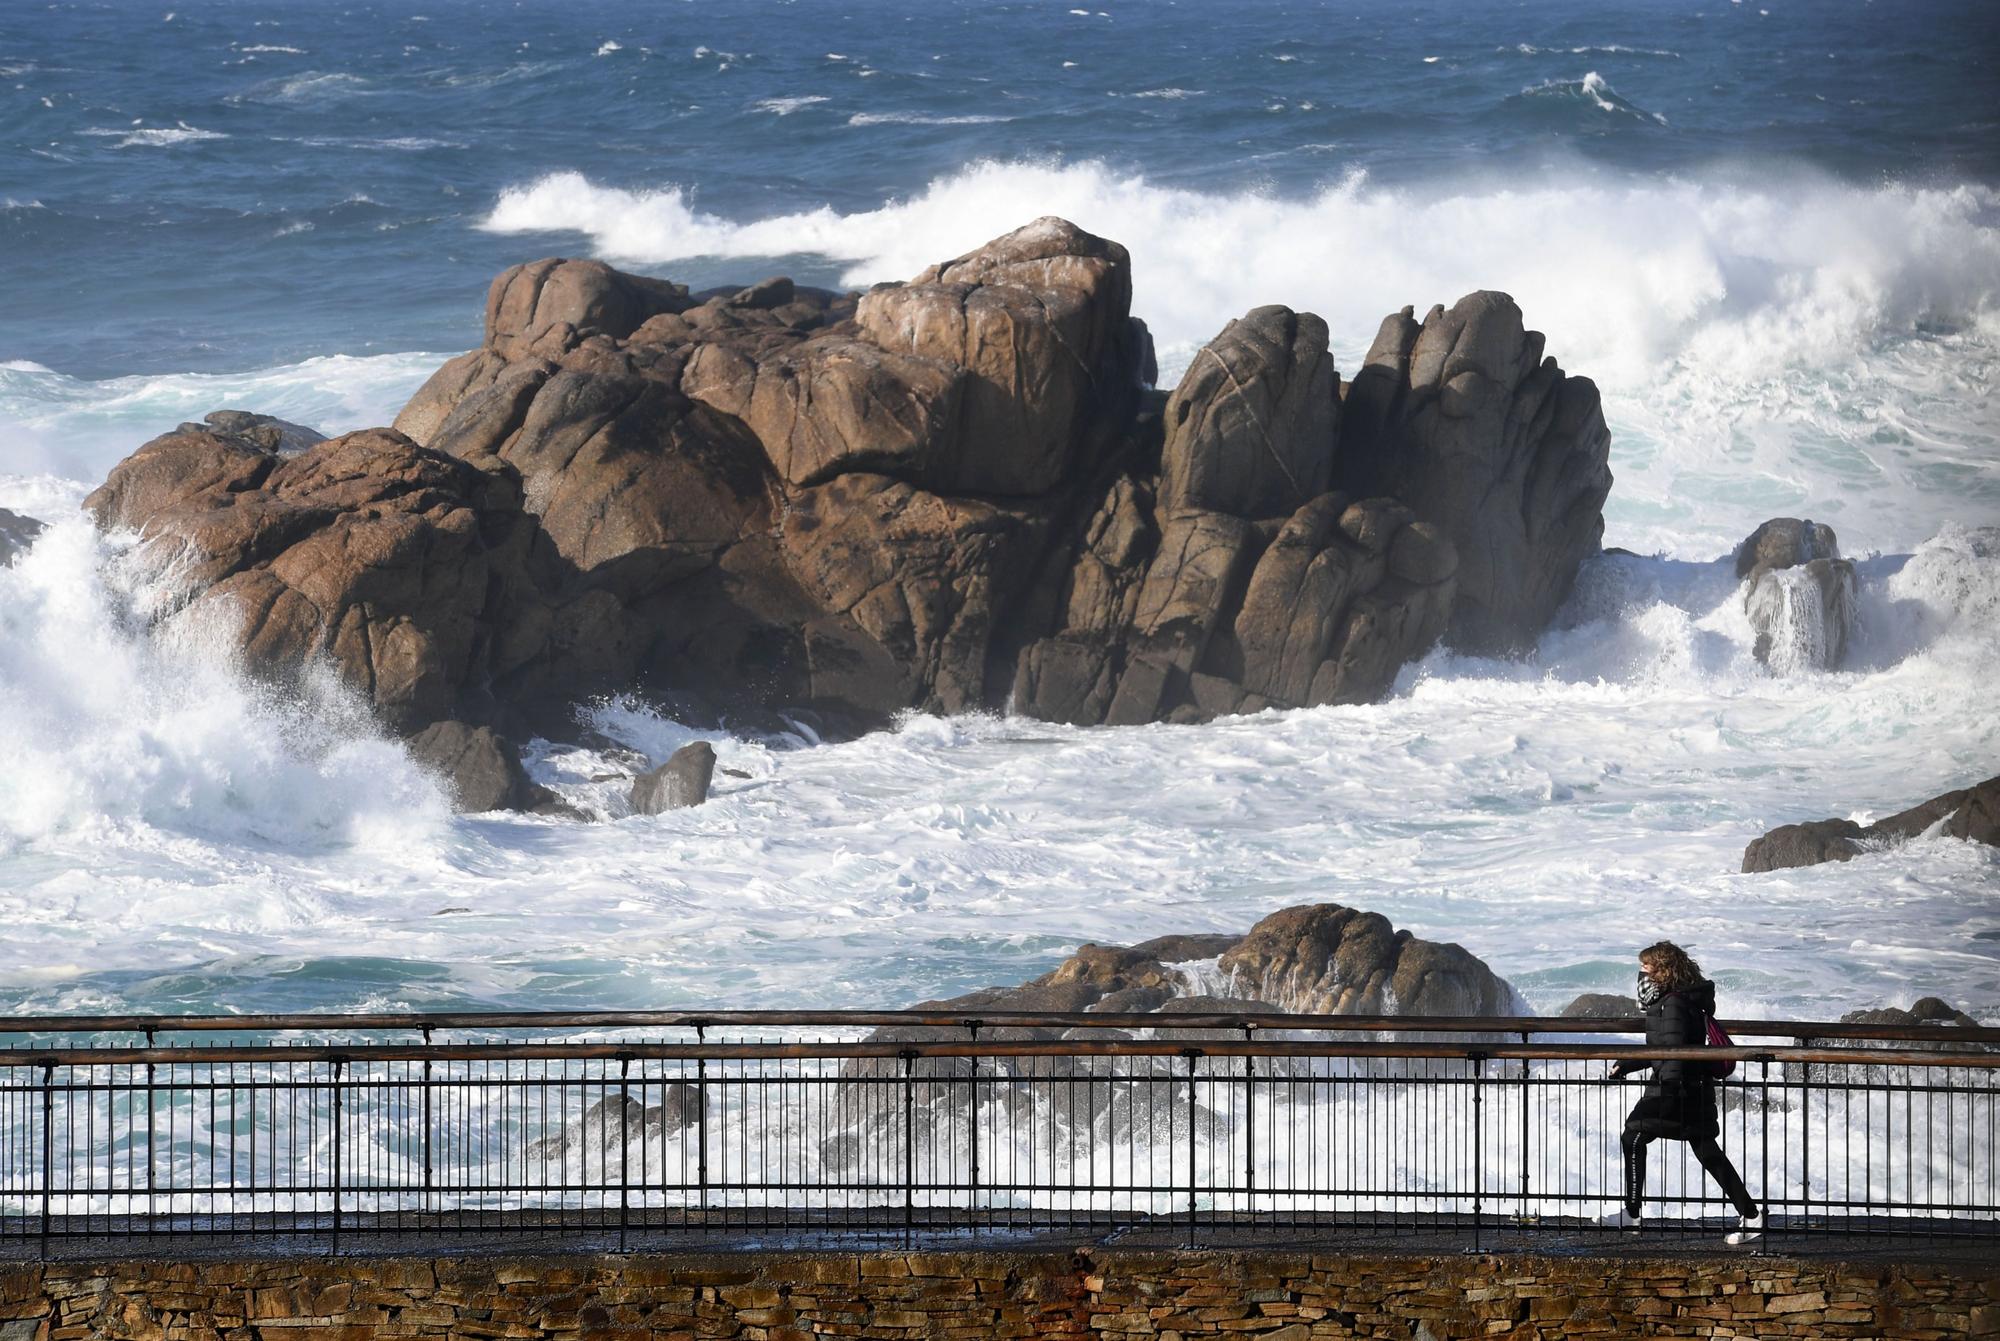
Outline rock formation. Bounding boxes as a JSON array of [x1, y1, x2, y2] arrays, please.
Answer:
[[630, 740, 717, 814], [81, 218, 1613, 759], [1734, 516, 1857, 671], [0, 507, 43, 566], [1558, 992, 1637, 1020], [820, 902, 1519, 1172], [1338, 292, 1614, 653], [1742, 774, 2000, 872], [406, 720, 549, 814]]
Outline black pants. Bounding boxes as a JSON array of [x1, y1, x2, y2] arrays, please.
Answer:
[[1621, 1128, 1758, 1218]]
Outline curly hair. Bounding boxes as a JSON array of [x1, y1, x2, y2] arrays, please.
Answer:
[[1639, 940, 1704, 991]]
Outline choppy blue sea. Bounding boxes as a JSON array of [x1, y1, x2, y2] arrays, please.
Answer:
[[0, 1, 1996, 1020]]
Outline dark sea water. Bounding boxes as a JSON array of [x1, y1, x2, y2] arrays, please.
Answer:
[[4, 0, 1996, 376], [0, 1, 1996, 1021]]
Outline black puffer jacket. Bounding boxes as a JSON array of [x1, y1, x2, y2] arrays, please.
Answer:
[[1617, 978, 1720, 1139]]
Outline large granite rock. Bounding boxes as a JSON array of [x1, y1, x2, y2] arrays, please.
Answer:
[[1161, 305, 1338, 519], [819, 902, 1519, 1171], [1742, 774, 2000, 872], [406, 720, 546, 814], [85, 426, 567, 734], [0, 508, 44, 565], [1218, 903, 1519, 1017], [1734, 517, 1857, 671], [85, 220, 1610, 738], [1338, 292, 1613, 654], [630, 740, 716, 813]]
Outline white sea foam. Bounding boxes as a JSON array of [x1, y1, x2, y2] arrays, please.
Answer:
[[479, 160, 2000, 555], [1, 521, 1992, 1018], [595, 40, 622, 56], [1517, 71, 1668, 123], [0, 352, 439, 488], [83, 122, 228, 148], [847, 111, 1013, 126], [753, 95, 830, 115], [234, 70, 373, 103]]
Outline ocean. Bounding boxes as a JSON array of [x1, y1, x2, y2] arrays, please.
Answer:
[[1, 0, 1996, 1022]]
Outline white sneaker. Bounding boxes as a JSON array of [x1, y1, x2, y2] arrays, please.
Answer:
[[1724, 1212, 1762, 1245], [1598, 1208, 1642, 1230]]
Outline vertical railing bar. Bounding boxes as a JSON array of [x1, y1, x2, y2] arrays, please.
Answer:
[[330, 1057, 344, 1255]]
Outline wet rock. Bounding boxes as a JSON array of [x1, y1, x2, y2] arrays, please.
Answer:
[[630, 741, 717, 813], [85, 426, 561, 733], [1742, 774, 2000, 872], [195, 410, 326, 456], [525, 1086, 704, 1164], [1219, 903, 1519, 1017], [1161, 305, 1338, 519], [855, 216, 1145, 496], [0, 507, 44, 565], [406, 720, 544, 814], [87, 223, 1608, 737], [1339, 292, 1613, 654], [1735, 519, 1856, 670], [1559, 992, 1637, 1020]]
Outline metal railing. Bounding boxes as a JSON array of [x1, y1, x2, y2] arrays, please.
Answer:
[[2, 1010, 1995, 1254]]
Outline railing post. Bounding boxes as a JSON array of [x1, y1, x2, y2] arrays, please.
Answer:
[[420, 1056, 433, 1209], [1184, 1049, 1200, 1247], [1243, 1026, 1256, 1222], [901, 1051, 917, 1243], [618, 1055, 631, 1252], [1518, 1032, 1530, 1223], [330, 1058, 345, 1256], [695, 1025, 709, 1222], [144, 1030, 156, 1226], [1797, 1036, 1810, 1233], [966, 1021, 981, 1217], [39, 1062, 54, 1257], [1470, 1054, 1485, 1253]]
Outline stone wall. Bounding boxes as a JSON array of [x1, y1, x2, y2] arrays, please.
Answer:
[[3, 1248, 1995, 1340]]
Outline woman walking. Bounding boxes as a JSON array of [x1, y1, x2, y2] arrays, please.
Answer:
[[1603, 940, 1762, 1243]]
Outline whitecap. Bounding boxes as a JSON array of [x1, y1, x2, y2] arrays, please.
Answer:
[[595, 40, 622, 56], [846, 111, 1013, 126], [752, 95, 830, 115], [83, 122, 229, 148]]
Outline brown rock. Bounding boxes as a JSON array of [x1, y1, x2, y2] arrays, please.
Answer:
[[1742, 775, 2000, 872], [1218, 903, 1518, 1017], [1161, 306, 1339, 520], [630, 741, 717, 814], [406, 720, 543, 814], [85, 427, 551, 733], [855, 216, 1145, 495], [1339, 292, 1612, 653]]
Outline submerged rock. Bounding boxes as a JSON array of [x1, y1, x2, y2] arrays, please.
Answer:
[[83, 218, 1611, 736], [630, 740, 717, 813], [0, 508, 44, 565], [1742, 774, 2000, 872], [1734, 517, 1857, 670]]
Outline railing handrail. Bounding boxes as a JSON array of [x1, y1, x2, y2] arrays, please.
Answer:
[[3, 1008, 1994, 1045], [1, 1039, 1993, 1069]]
